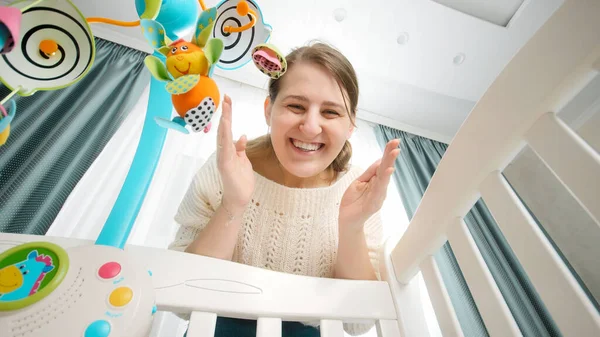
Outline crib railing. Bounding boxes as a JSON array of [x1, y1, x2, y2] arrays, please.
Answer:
[[134, 246, 401, 337], [387, 0, 600, 336], [0, 232, 403, 337]]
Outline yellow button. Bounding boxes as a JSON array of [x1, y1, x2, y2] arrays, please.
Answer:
[[109, 287, 133, 307]]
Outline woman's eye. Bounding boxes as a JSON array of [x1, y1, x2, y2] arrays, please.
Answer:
[[287, 104, 304, 111], [324, 110, 340, 116]]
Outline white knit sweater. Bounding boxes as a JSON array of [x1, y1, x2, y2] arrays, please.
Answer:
[[169, 153, 383, 335]]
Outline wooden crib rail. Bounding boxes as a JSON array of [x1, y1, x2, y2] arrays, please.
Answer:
[[130, 246, 397, 323], [446, 217, 521, 336], [481, 172, 599, 336], [525, 112, 600, 225], [386, 0, 600, 336]]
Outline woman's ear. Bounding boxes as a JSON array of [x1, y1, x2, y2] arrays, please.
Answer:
[[264, 97, 272, 126], [347, 124, 355, 140]]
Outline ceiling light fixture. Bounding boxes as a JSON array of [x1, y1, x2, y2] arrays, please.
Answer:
[[397, 32, 409, 45], [333, 8, 347, 22], [453, 53, 466, 65]]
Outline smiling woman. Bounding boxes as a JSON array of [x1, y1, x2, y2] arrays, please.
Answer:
[[170, 42, 400, 337], [246, 43, 360, 181], [247, 45, 357, 186]]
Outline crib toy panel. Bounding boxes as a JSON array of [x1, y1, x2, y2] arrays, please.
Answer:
[[0, 235, 155, 337]]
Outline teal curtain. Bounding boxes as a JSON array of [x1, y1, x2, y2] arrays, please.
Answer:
[[375, 125, 562, 337], [0, 38, 150, 234]]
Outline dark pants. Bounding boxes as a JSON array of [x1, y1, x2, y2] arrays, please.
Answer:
[[184, 317, 320, 337]]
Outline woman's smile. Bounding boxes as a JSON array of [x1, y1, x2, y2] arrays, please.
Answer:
[[289, 138, 325, 155]]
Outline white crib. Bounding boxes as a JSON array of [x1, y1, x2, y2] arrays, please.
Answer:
[[1, 1, 599, 336]]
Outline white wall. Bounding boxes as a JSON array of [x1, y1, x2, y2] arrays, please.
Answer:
[[502, 75, 600, 304]]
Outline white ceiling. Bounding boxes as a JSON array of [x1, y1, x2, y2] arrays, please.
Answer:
[[58, 0, 564, 142], [431, 0, 525, 27]]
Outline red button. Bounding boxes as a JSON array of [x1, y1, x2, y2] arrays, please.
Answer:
[[98, 262, 121, 279]]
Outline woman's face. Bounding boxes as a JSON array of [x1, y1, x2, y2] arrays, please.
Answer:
[[265, 62, 354, 178]]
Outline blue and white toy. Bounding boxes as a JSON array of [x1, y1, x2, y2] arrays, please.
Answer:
[[211, 0, 272, 70], [0, 242, 156, 337]]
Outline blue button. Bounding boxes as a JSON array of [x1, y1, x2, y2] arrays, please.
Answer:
[[85, 320, 111, 337], [152, 305, 157, 315], [148, 270, 153, 276]]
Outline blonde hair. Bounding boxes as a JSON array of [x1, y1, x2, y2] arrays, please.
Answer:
[[246, 42, 358, 174]]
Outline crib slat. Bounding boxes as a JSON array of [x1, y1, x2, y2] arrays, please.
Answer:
[[420, 256, 465, 337], [526, 112, 600, 225], [320, 319, 344, 337], [376, 319, 402, 337], [481, 171, 600, 336], [186, 312, 217, 337], [447, 218, 522, 337], [256, 317, 282, 337]]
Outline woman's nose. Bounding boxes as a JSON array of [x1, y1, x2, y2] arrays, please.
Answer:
[[300, 110, 322, 137]]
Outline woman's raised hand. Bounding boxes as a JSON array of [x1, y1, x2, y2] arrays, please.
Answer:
[[216, 95, 255, 211], [338, 139, 400, 231]]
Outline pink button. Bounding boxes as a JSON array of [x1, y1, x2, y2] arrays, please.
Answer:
[[98, 262, 121, 279]]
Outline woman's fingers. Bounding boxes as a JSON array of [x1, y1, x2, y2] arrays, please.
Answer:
[[221, 94, 232, 122], [357, 139, 400, 185], [219, 95, 235, 158], [236, 134, 248, 156], [221, 95, 233, 146], [370, 139, 400, 198], [378, 139, 400, 175], [217, 95, 235, 165], [357, 159, 381, 183]]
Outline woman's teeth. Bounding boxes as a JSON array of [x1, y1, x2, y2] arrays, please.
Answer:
[[292, 139, 323, 151]]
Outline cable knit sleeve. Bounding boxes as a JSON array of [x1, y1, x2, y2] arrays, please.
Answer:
[[343, 210, 385, 336], [168, 153, 222, 252]]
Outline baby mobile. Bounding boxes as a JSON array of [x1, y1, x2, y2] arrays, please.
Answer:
[[0, 0, 287, 252], [0, 0, 97, 146], [0, 0, 287, 146], [0, 0, 162, 146], [139, 0, 288, 134], [0, 2, 284, 335], [0, 0, 286, 146]]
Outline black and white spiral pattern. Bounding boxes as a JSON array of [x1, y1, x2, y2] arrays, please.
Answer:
[[0, 4, 93, 94], [213, 0, 270, 70]]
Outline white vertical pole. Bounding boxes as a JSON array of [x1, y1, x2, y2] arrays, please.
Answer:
[[376, 319, 402, 337], [420, 256, 465, 337], [526, 112, 600, 225], [481, 171, 600, 336], [257, 317, 282, 337], [186, 312, 217, 337], [447, 218, 521, 337], [320, 320, 344, 337]]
